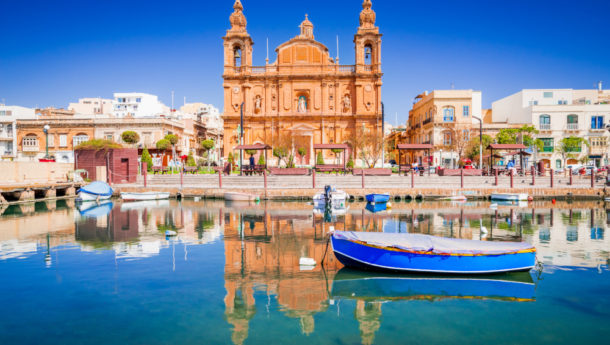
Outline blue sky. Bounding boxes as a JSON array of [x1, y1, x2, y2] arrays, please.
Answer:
[[1, 0, 609, 125]]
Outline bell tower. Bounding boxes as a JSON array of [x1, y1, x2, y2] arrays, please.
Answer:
[[223, 0, 253, 75], [354, 0, 382, 73]]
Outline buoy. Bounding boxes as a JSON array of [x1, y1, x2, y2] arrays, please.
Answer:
[[386, 202, 392, 209], [552, 199, 556, 204], [527, 196, 533, 202], [165, 230, 177, 236]]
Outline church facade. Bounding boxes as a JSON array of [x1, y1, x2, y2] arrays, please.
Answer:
[[222, 0, 383, 164]]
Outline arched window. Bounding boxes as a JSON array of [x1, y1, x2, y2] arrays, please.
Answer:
[[539, 114, 550, 129], [443, 107, 455, 122], [233, 46, 242, 67], [443, 131, 452, 146], [73, 134, 89, 146], [364, 44, 373, 65], [567, 114, 578, 129]]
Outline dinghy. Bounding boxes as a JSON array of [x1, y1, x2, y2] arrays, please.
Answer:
[[224, 192, 259, 202], [77, 181, 113, 201], [331, 231, 536, 274], [365, 193, 390, 204], [120, 191, 170, 201], [491, 193, 529, 201], [313, 185, 348, 208]]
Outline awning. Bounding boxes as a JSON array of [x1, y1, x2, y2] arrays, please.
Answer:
[[397, 144, 434, 150], [234, 144, 271, 150], [487, 144, 527, 150], [313, 144, 349, 150]]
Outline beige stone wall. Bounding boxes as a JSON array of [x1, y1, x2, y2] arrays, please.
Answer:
[[0, 161, 73, 184]]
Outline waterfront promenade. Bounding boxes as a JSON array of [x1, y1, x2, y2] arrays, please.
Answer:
[[115, 173, 607, 200]]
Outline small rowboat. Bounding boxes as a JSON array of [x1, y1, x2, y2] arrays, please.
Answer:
[[331, 231, 536, 274], [224, 192, 259, 202], [366, 193, 390, 204], [77, 181, 113, 201], [491, 193, 529, 201], [120, 192, 170, 201]]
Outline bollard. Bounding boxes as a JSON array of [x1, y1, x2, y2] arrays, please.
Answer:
[[550, 169, 554, 188], [218, 169, 223, 189], [142, 162, 147, 188], [460, 168, 464, 188], [264, 169, 268, 190], [531, 166, 535, 186], [569, 169, 573, 186], [510, 169, 514, 189], [591, 169, 594, 188], [411, 169, 414, 188], [494, 168, 498, 186], [312, 169, 316, 189], [361, 169, 365, 189]]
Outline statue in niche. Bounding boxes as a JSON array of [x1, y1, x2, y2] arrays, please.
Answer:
[[271, 93, 277, 110], [343, 94, 351, 112], [254, 95, 262, 113], [297, 95, 307, 113], [329, 95, 334, 110]]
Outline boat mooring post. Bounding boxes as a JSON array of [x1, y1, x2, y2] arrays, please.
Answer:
[[361, 169, 365, 189], [264, 169, 268, 191], [460, 167, 464, 188], [494, 168, 498, 186], [143, 162, 147, 188], [312, 169, 316, 189], [531, 166, 535, 186], [569, 169, 573, 185], [591, 169, 594, 188], [218, 170, 222, 189], [510, 169, 514, 189], [550, 169, 554, 188]]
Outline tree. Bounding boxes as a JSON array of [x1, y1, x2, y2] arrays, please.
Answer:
[[121, 131, 140, 145], [316, 151, 324, 165], [186, 152, 196, 167], [164, 134, 179, 146], [258, 153, 265, 166], [331, 148, 343, 164], [346, 126, 385, 168], [141, 147, 153, 171], [156, 139, 171, 151], [346, 156, 354, 169], [466, 134, 493, 160], [245, 149, 257, 157], [201, 139, 215, 169], [297, 147, 307, 165], [450, 129, 471, 166], [271, 132, 292, 167], [496, 125, 543, 151], [556, 136, 589, 168], [273, 147, 289, 167]]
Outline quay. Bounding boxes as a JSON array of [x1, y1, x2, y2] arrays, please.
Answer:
[[0, 182, 81, 204]]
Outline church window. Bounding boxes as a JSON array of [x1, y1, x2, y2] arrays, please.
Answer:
[[233, 46, 242, 67], [364, 45, 373, 65]]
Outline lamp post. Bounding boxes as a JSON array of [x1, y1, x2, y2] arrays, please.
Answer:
[[472, 116, 482, 169], [43, 124, 50, 159], [239, 102, 244, 176], [440, 149, 443, 168]]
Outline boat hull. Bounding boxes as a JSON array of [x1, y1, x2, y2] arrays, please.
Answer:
[[224, 192, 258, 201], [331, 235, 536, 274], [365, 193, 390, 203], [120, 192, 170, 201], [491, 193, 529, 201], [77, 191, 112, 201]]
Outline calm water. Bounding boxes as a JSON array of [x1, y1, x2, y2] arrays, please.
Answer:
[[1, 199, 609, 345]]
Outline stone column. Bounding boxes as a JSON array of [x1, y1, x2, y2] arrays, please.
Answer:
[[44, 188, 56, 199]]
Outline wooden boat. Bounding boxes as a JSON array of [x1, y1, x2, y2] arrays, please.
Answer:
[[331, 268, 535, 302], [77, 181, 113, 201], [491, 193, 529, 201], [365, 193, 390, 204], [120, 191, 170, 201], [331, 231, 536, 274], [224, 192, 259, 202]]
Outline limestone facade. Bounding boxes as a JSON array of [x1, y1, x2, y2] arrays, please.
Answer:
[[222, 0, 383, 165]]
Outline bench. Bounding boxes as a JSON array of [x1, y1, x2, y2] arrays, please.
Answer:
[[315, 164, 345, 174], [151, 166, 165, 174], [352, 168, 392, 176], [242, 165, 265, 176], [184, 166, 198, 174], [269, 167, 310, 175]]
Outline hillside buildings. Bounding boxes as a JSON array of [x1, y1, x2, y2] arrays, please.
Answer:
[[68, 98, 113, 116], [222, 0, 383, 165], [112, 92, 169, 118]]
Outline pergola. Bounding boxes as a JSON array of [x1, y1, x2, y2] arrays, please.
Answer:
[[313, 144, 349, 170], [487, 144, 527, 173], [235, 143, 271, 175], [397, 144, 433, 175]]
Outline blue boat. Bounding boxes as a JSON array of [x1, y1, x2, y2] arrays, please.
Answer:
[[331, 231, 536, 274], [365, 193, 390, 204], [331, 268, 535, 302], [365, 202, 387, 213]]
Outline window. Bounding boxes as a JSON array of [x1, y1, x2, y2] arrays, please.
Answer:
[[0, 110, 12, 116], [539, 114, 551, 130], [543, 92, 553, 98], [59, 134, 67, 147], [47, 134, 54, 147], [73, 135, 89, 146], [105, 133, 114, 141], [591, 116, 604, 129], [463, 129, 469, 141], [558, 100, 567, 105], [556, 159, 562, 169], [591, 227, 604, 240], [541, 138, 554, 152], [22, 136, 38, 147], [136, 98, 142, 103], [567, 114, 578, 130], [233, 46, 242, 67], [443, 132, 452, 146], [590, 137, 607, 147], [364, 45, 373, 65], [463, 105, 469, 117], [443, 107, 454, 122]]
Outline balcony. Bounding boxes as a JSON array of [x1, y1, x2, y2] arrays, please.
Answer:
[[566, 123, 579, 130], [423, 118, 432, 125], [542, 147, 554, 153], [539, 124, 551, 130], [22, 145, 39, 152]]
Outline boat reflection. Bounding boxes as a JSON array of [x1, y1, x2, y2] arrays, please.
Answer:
[[77, 200, 113, 218]]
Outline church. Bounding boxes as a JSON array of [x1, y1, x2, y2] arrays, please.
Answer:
[[222, 0, 383, 165]]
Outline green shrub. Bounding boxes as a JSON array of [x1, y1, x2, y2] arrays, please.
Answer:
[[164, 134, 179, 145], [156, 139, 171, 151], [347, 156, 354, 169], [228, 152, 234, 164], [245, 149, 257, 157], [121, 131, 140, 144], [75, 139, 122, 151], [316, 151, 324, 165], [258, 154, 265, 165], [141, 147, 153, 171], [287, 155, 295, 168], [186, 153, 196, 167]]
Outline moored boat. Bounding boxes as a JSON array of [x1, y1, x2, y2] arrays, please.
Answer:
[[313, 185, 348, 208], [491, 193, 529, 201], [77, 181, 113, 201], [331, 230, 536, 274], [365, 193, 390, 204], [120, 191, 170, 202], [438, 195, 467, 201], [224, 192, 259, 202]]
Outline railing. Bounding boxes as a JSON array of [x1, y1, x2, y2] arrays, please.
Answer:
[[542, 147, 554, 153], [362, 65, 373, 72], [539, 124, 551, 130], [567, 123, 579, 130], [338, 65, 355, 73], [423, 118, 432, 125], [230, 64, 357, 74]]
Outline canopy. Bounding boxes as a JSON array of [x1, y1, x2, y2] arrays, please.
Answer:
[[313, 144, 349, 150], [234, 144, 271, 150], [333, 231, 534, 255], [80, 181, 113, 197]]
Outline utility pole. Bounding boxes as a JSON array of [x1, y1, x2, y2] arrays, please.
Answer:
[[473, 116, 483, 169]]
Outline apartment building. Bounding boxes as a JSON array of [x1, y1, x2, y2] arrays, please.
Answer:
[[112, 92, 169, 118], [0, 105, 36, 160], [68, 97, 114, 116]]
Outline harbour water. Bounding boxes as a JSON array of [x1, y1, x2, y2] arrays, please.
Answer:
[[1, 199, 609, 344]]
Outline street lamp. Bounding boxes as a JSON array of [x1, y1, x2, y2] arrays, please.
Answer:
[[440, 149, 443, 168], [472, 116, 483, 169], [43, 124, 50, 159]]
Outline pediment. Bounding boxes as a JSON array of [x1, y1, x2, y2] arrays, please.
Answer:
[[286, 123, 318, 131]]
